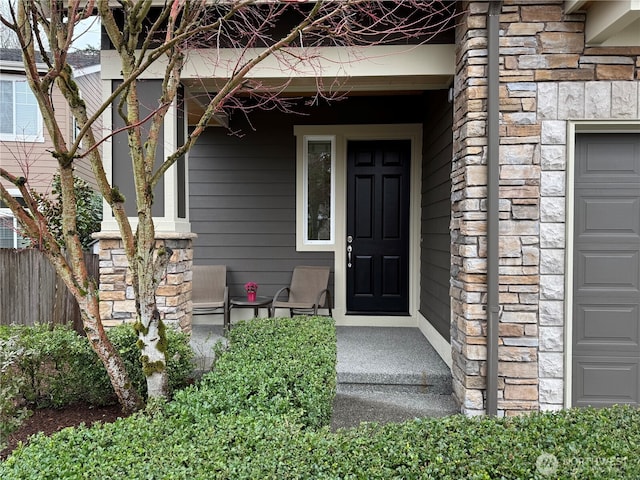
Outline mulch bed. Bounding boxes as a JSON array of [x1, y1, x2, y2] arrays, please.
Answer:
[[1, 403, 126, 460]]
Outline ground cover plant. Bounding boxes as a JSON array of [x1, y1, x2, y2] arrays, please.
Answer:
[[2, 317, 640, 479], [0, 336, 30, 451]]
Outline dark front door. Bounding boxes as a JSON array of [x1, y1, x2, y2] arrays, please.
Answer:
[[573, 133, 640, 407], [346, 140, 411, 315]]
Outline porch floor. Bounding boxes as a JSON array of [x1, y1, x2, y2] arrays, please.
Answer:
[[331, 326, 458, 429], [189, 321, 459, 430]]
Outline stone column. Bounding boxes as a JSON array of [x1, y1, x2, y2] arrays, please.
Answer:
[[450, 1, 492, 416], [452, 0, 639, 416], [452, 1, 545, 416], [95, 232, 196, 334]]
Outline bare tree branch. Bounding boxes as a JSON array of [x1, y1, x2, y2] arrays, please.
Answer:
[[0, 0, 458, 410]]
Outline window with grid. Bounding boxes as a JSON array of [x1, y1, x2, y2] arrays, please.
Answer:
[[0, 196, 29, 248], [0, 78, 43, 142]]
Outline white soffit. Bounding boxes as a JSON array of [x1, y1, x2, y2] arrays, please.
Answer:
[[0, 60, 48, 74], [567, 0, 640, 46], [102, 44, 455, 92]]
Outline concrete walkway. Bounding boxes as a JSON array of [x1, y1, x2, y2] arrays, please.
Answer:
[[189, 321, 459, 430], [331, 326, 458, 430]]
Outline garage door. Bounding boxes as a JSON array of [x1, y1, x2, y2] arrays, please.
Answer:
[[573, 133, 640, 407]]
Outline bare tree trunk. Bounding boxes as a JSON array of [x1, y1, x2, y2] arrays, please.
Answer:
[[81, 293, 143, 412], [134, 238, 171, 399]]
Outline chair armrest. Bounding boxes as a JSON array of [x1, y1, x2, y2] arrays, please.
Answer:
[[223, 286, 230, 331], [314, 289, 332, 315], [272, 287, 290, 303], [270, 287, 290, 317], [315, 289, 331, 306]]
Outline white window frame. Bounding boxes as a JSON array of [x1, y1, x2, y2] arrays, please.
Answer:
[[0, 213, 21, 248], [0, 190, 28, 249], [0, 76, 44, 143], [299, 135, 336, 249]]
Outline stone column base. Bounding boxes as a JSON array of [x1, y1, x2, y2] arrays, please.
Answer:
[[95, 232, 197, 335]]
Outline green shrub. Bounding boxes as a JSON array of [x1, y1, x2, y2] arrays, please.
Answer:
[[4, 399, 640, 477], [32, 174, 102, 249], [5, 317, 639, 479], [0, 322, 195, 408], [170, 316, 337, 428], [1, 316, 338, 476], [0, 336, 31, 451], [0, 324, 94, 408]]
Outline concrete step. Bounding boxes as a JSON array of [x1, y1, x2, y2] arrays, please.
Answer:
[[335, 326, 453, 393], [337, 376, 452, 396], [337, 370, 452, 396], [331, 384, 458, 430], [332, 326, 457, 429]]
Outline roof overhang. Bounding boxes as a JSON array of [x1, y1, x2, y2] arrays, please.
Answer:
[[101, 44, 455, 94], [102, 43, 454, 126], [0, 60, 48, 75], [566, 0, 640, 46], [73, 63, 101, 78]]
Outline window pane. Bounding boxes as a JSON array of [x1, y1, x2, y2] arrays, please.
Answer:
[[14, 81, 38, 136], [0, 81, 13, 135], [0, 215, 15, 248], [307, 140, 332, 241], [16, 230, 30, 249]]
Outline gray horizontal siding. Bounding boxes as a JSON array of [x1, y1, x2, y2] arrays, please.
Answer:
[[111, 80, 165, 217], [189, 95, 427, 298], [189, 110, 315, 297], [420, 90, 452, 341]]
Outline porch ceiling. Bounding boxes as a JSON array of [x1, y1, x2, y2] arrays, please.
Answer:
[[184, 73, 451, 126], [176, 44, 455, 123]]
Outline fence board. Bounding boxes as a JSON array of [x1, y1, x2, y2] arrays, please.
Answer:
[[0, 249, 98, 334]]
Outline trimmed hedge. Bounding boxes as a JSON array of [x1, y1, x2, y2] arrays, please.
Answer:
[[2, 317, 640, 479], [170, 315, 337, 428], [3, 406, 640, 478]]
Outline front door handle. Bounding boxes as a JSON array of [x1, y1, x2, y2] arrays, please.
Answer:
[[347, 245, 352, 268]]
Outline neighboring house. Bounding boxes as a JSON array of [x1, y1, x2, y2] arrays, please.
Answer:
[[96, 1, 640, 416], [0, 48, 101, 247]]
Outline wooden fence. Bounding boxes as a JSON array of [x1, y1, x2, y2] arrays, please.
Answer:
[[0, 249, 99, 333]]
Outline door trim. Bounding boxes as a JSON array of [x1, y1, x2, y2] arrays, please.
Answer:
[[294, 124, 423, 326], [565, 120, 640, 407]]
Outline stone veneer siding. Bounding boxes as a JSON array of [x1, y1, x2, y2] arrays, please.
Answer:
[[451, 0, 640, 416], [98, 235, 195, 334]]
